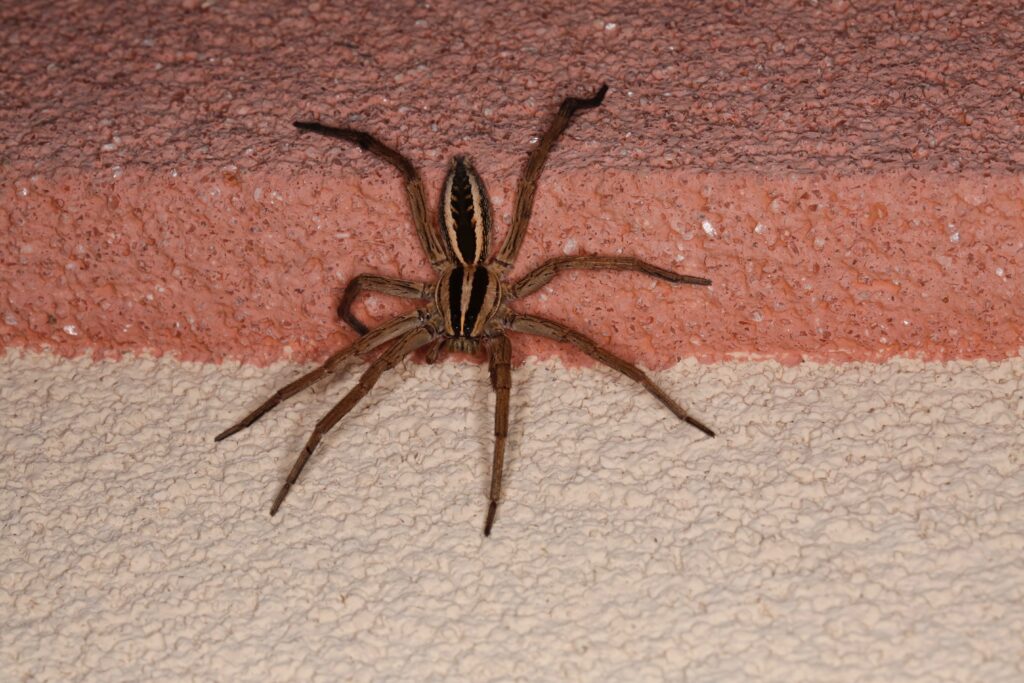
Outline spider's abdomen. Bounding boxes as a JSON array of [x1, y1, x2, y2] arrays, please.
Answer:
[[436, 265, 502, 338], [439, 156, 491, 265]]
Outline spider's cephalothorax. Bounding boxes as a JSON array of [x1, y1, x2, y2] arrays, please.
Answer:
[[216, 84, 716, 536], [435, 263, 503, 353]]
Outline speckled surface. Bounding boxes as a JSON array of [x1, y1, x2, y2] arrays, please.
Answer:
[[4, 1, 1023, 174], [2, 0, 1024, 365], [2, 350, 1022, 681], [5, 5, 1023, 677], [5, 167, 1023, 366]]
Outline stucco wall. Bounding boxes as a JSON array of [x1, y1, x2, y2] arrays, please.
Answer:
[[3, 0, 1023, 364], [2, 351, 1022, 681], [2, 1, 1023, 681]]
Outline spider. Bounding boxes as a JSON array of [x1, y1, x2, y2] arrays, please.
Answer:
[[215, 84, 714, 536]]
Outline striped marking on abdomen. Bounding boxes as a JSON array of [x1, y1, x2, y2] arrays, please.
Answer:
[[439, 156, 492, 265]]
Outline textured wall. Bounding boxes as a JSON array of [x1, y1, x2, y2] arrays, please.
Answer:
[[2, 351, 1022, 681], [4, 1, 1022, 174], [3, 2, 1023, 680], [3, 1, 1023, 364]]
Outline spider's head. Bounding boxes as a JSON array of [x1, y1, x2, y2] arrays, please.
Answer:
[[439, 155, 492, 266]]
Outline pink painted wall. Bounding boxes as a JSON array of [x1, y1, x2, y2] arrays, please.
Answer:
[[2, 1, 1022, 366]]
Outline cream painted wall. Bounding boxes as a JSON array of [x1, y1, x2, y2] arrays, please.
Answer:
[[2, 351, 1022, 681]]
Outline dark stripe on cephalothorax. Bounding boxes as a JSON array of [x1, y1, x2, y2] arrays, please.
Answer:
[[436, 265, 501, 339], [447, 268, 463, 335], [462, 266, 491, 336]]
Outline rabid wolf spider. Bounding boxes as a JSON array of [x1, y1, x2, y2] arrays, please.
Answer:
[[216, 84, 714, 536]]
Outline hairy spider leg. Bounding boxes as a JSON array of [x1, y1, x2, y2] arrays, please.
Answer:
[[509, 313, 715, 437], [271, 327, 435, 515], [214, 311, 426, 442], [492, 84, 608, 270]]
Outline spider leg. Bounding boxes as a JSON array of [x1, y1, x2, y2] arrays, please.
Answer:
[[492, 84, 608, 270], [293, 122, 449, 269], [484, 334, 512, 536], [509, 255, 711, 300], [424, 337, 446, 364], [214, 311, 425, 442], [270, 327, 435, 515], [339, 274, 432, 335], [508, 313, 715, 437]]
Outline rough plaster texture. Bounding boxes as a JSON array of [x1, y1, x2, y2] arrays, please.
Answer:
[[2, 350, 1023, 681], [3, 1, 1024, 365]]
